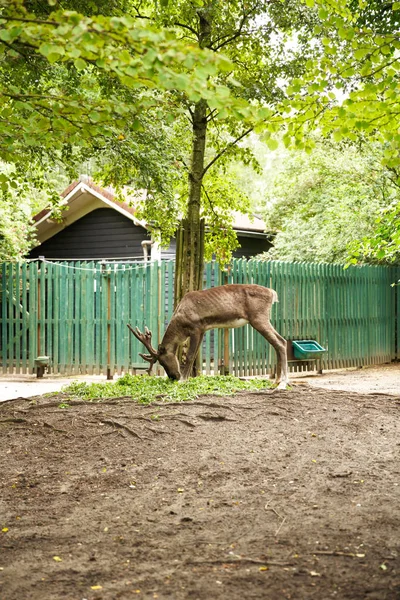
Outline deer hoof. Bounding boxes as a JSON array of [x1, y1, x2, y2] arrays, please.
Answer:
[[276, 381, 288, 390]]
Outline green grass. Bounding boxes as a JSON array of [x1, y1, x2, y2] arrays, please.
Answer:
[[62, 374, 273, 405]]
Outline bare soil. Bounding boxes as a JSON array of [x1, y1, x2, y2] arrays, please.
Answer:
[[0, 382, 399, 600], [293, 363, 400, 397]]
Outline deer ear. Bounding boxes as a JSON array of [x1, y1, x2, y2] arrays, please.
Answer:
[[158, 344, 165, 354]]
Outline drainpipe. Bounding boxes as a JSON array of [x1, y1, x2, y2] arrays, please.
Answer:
[[141, 240, 153, 263]]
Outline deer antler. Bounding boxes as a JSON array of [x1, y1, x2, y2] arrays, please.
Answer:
[[127, 324, 159, 375]]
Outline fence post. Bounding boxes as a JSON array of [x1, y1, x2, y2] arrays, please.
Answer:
[[106, 265, 112, 380], [396, 267, 400, 360], [223, 266, 230, 376], [37, 264, 42, 364], [1, 264, 6, 373]]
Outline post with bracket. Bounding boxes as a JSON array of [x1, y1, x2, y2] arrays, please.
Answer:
[[101, 261, 113, 381], [222, 265, 231, 376]]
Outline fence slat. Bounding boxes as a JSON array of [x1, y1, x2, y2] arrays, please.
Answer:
[[7, 264, 14, 374], [28, 262, 37, 373]]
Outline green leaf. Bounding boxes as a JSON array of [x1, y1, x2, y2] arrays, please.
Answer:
[[332, 129, 343, 142], [69, 47, 81, 59], [89, 111, 101, 122], [0, 30, 13, 43], [74, 58, 87, 71], [381, 45, 392, 56], [354, 48, 371, 60], [47, 53, 61, 64], [266, 138, 279, 151], [38, 43, 65, 58]]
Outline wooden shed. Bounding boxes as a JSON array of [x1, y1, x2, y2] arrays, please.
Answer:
[[28, 178, 272, 261]]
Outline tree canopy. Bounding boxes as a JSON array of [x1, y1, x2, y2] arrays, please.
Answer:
[[1, 0, 400, 268], [0, 0, 247, 260], [259, 139, 398, 264], [0, 0, 237, 194], [277, 0, 400, 166]]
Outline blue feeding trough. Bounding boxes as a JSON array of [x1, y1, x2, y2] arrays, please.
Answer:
[[292, 340, 326, 360]]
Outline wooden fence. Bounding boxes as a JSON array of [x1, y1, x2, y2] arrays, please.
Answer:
[[228, 259, 399, 375], [1, 259, 399, 376]]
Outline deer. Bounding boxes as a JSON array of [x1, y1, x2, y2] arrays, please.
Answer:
[[128, 284, 288, 389]]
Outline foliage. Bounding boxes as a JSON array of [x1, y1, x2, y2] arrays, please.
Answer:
[[3, 0, 400, 266], [131, 0, 320, 279], [347, 200, 400, 267], [62, 374, 272, 404], [0, 0, 234, 156], [0, 160, 71, 259], [288, 0, 400, 268], [1, 0, 309, 264], [277, 0, 400, 166], [0, 0, 241, 257], [0, 195, 34, 259], [260, 140, 397, 264]]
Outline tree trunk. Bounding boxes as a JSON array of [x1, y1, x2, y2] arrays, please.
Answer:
[[174, 217, 205, 308], [173, 8, 212, 375], [174, 98, 208, 305], [174, 8, 211, 306]]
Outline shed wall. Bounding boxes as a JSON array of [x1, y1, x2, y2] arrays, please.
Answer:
[[29, 208, 150, 260], [162, 234, 271, 260]]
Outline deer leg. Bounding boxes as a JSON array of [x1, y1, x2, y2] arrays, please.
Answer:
[[250, 319, 288, 389], [271, 330, 287, 384], [180, 331, 204, 381]]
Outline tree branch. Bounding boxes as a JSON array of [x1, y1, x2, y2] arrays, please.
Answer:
[[211, 7, 256, 51], [0, 16, 59, 25], [131, 3, 151, 20], [202, 127, 253, 178], [174, 22, 199, 37], [202, 184, 218, 218], [0, 38, 30, 59], [132, 5, 198, 37], [178, 156, 190, 172], [206, 108, 218, 122]]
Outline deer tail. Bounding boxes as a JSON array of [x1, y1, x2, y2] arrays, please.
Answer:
[[271, 289, 279, 304]]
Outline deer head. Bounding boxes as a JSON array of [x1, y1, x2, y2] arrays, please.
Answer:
[[127, 324, 181, 380]]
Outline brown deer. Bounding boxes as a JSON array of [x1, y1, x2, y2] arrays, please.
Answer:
[[128, 284, 288, 389]]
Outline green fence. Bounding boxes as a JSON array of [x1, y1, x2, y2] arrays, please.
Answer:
[[227, 259, 399, 375], [0, 260, 174, 376], [0, 259, 399, 376]]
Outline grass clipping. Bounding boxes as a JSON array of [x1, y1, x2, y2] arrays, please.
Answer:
[[62, 375, 273, 405]]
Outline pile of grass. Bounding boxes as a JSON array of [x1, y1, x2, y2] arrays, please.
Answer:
[[62, 374, 273, 405]]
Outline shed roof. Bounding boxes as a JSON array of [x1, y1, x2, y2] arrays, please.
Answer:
[[32, 178, 267, 245]]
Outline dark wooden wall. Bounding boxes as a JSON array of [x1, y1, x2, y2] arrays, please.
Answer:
[[29, 208, 150, 260], [233, 234, 272, 259], [29, 207, 272, 261], [161, 234, 272, 260]]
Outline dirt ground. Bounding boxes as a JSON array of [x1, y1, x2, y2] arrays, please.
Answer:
[[0, 368, 399, 600], [295, 363, 400, 397]]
